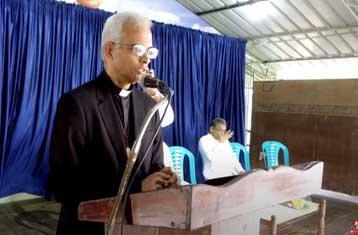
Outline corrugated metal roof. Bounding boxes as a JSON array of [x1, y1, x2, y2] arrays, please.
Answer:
[[177, 0, 358, 79]]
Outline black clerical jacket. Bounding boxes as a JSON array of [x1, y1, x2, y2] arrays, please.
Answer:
[[48, 71, 164, 234]]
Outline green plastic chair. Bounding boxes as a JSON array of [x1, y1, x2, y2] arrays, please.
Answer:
[[230, 142, 251, 171], [261, 140, 289, 168], [169, 146, 197, 184]]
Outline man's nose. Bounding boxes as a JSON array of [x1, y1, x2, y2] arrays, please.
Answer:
[[140, 53, 150, 65]]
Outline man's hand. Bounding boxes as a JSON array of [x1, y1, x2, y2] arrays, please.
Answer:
[[144, 69, 162, 102], [219, 130, 234, 143], [141, 167, 180, 192], [160, 166, 180, 187], [145, 87, 158, 96]]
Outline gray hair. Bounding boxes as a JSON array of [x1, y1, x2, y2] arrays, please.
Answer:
[[101, 12, 152, 58], [210, 118, 226, 128]]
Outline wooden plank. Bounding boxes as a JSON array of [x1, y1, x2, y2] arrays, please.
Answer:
[[130, 186, 192, 230], [189, 162, 323, 229], [252, 79, 358, 195], [104, 224, 211, 235], [130, 161, 323, 230], [79, 186, 192, 227], [78, 162, 323, 234], [210, 213, 260, 235], [78, 197, 115, 223], [251, 111, 358, 195], [105, 224, 159, 235]]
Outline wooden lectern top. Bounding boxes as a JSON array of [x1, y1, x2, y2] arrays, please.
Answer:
[[78, 161, 323, 231]]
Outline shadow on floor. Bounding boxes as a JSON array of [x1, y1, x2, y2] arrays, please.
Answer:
[[0, 198, 60, 235]]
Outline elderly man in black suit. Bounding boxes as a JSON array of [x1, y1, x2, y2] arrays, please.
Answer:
[[48, 11, 178, 235]]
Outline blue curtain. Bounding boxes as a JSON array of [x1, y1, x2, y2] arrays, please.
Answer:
[[0, 0, 110, 197], [0, 0, 246, 197], [152, 23, 246, 182]]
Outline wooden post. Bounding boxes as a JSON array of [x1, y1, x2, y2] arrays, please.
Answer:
[[318, 199, 326, 235]]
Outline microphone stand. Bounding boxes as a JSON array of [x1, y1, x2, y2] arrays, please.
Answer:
[[105, 87, 173, 235]]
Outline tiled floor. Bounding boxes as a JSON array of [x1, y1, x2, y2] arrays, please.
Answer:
[[261, 195, 358, 235], [293, 195, 358, 235], [0, 195, 357, 234], [0, 198, 60, 235]]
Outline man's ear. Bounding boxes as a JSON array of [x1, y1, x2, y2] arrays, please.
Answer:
[[209, 126, 213, 134], [103, 43, 113, 60]]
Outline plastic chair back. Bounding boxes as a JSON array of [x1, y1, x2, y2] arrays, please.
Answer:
[[169, 146, 197, 184], [261, 141, 289, 168], [230, 142, 251, 171]]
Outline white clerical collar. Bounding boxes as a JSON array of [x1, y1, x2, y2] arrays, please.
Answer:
[[119, 89, 132, 97]]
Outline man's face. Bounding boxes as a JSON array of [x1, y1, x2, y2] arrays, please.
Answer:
[[76, 0, 102, 8], [107, 22, 153, 86], [210, 124, 227, 140]]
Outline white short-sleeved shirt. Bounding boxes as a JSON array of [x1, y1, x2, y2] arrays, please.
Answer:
[[199, 133, 245, 180]]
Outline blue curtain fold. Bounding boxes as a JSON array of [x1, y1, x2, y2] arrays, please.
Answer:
[[151, 23, 246, 183], [0, 0, 246, 197], [0, 0, 110, 197]]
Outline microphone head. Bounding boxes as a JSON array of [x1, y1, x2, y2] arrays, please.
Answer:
[[140, 73, 161, 88], [139, 73, 153, 84]]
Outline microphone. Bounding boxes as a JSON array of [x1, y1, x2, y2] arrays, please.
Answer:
[[140, 73, 167, 89]]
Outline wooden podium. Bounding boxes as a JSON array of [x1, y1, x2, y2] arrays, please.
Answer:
[[78, 161, 323, 235]]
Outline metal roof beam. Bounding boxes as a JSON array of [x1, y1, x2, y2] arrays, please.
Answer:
[[245, 53, 277, 80], [196, 0, 270, 16], [343, 0, 358, 20], [247, 25, 358, 41], [263, 55, 358, 63]]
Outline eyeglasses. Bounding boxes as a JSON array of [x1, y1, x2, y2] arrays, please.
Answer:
[[111, 42, 159, 59], [213, 127, 226, 133]]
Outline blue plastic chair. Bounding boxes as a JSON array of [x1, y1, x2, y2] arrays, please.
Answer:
[[230, 142, 251, 171], [261, 141, 289, 168], [169, 146, 197, 184]]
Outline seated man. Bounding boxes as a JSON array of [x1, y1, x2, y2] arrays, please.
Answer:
[[199, 117, 245, 180]]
